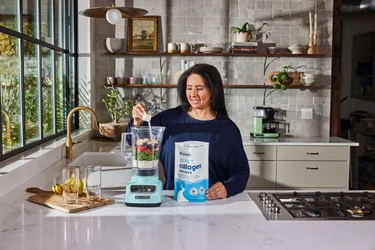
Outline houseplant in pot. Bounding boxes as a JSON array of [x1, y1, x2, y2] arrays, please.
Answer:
[[99, 84, 140, 139], [231, 22, 270, 42]]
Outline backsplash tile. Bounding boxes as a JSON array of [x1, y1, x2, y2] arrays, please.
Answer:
[[87, 0, 333, 138]]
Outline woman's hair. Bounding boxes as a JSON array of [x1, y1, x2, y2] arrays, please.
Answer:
[[177, 63, 228, 117]]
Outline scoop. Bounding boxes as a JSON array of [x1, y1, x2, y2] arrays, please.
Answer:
[[142, 112, 152, 122]]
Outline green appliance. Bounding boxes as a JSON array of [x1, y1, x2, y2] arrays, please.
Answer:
[[121, 126, 166, 207], [250, 106, 280, 138]]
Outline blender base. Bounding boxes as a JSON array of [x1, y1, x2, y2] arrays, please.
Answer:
[[125, 176, 163, 207]]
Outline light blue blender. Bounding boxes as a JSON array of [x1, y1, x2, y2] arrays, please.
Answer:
[[121, 126, 165, 207]]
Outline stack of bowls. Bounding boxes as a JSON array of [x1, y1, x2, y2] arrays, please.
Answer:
[[301, 73, 317, 86]]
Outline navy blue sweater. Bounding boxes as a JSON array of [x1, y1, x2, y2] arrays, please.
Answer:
[[127, 106, 250, 197]]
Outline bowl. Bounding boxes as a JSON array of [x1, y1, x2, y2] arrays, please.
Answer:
[[199, 47, 223, 53], [267, 47, 280, 54], [301, 77, 316, 86], [106, 38, 123, 53], [288, 44, 307, 54]]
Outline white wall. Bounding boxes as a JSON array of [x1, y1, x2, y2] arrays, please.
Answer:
[[341, 14, 375, 119]]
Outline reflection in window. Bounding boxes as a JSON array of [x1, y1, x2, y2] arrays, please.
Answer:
[[55, 51, 66, 132], [0, 1, 20, 32], [41, 0, 53, 44], [0, 33, 22, 153], [22, 0, 38, 38], [24, 40, 40, 144], [42, 47, 54, 137]]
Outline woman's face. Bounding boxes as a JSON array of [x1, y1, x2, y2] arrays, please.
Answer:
[[186, 74, 211, 111]]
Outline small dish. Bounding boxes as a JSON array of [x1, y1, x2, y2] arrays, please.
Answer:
[[199, 47, 223, 53]]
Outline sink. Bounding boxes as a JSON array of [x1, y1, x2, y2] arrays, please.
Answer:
[[68, 152, 131, 189], [68, 152, 128, 168]]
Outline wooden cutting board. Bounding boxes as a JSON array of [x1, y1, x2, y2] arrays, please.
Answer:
[[26, 187, 115, 213]]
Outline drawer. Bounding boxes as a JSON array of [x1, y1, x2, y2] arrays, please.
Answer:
[[277, 146, 348, 161], [276, 161, 348, 188], [246, 161, 276, 189], [244, 145, 276, 160]]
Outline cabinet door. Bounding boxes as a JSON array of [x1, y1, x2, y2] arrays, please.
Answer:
[[244, 145, 276, 160], [276, 161, 348, 189], [246, 161, 276, 189]]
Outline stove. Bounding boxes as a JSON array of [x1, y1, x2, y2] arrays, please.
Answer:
[[249, 191, 375, 220]]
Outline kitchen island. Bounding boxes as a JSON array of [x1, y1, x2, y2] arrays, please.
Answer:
[[0, 134, 372, 250]]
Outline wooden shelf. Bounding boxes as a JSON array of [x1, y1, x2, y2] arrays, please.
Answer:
[[104, 52, 328, 58], [105, 83, 331, 89]]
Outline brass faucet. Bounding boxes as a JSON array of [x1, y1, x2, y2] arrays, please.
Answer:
[[66, 106, 99, 159]]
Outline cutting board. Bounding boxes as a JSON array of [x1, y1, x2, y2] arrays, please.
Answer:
[[26, 187, 115, 213]]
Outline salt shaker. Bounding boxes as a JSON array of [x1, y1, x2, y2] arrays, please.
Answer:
[[142, 112, 152, 122]]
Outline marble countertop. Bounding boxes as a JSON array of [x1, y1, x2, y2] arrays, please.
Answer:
[[242, 136, 359, 146], [0, 138, 373, 250]]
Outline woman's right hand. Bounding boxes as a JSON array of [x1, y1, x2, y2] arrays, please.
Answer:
[[132, 103, 147, 127]]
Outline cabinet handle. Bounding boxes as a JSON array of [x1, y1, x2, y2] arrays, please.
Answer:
[[307, 152, 319, 155], [306, 167, 319, 170], [253, 152, 265, 155]]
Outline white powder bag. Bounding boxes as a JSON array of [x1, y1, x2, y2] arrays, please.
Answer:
[[174, 141, 209, 202]]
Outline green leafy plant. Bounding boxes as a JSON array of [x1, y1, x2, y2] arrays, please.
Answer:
[[231, 22, 270, 42], [271, 64, 294, 90], [102, 84, 140, 123]]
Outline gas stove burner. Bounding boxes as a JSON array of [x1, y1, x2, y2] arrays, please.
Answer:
[[305, 210, 321, 218]]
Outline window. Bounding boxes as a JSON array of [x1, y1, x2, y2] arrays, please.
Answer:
[[0, 0, 77, 161]]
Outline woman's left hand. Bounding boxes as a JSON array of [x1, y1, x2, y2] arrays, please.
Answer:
[[206, 182, 227, 200]]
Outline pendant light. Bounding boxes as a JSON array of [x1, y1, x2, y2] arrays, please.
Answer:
[[79, 1, 148, 25]]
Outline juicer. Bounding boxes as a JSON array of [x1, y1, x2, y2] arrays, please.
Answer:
[[121, 126, 165, 207]]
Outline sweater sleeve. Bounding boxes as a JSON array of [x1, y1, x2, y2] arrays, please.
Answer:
[[223, 128, 250, 198]]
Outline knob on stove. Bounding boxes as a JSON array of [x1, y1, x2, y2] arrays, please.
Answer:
[[258, 193, 267, 201]]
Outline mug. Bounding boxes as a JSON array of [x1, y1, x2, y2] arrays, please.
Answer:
[[167, 43, 180, 53], [180, 43, 192, 53]]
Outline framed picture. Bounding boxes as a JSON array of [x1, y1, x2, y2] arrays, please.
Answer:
[[127, 16, 159, 52]]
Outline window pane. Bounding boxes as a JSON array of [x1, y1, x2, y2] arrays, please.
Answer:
[[55, 51, 66, 132], [24, 41, 40, 144], [0, 33, 22, 153], [41, 0, 53, 44], [54, 0, 65, 48], [0, 1, 20, 32], [23, 0, 37, 38], [42, 47, 54, 137]]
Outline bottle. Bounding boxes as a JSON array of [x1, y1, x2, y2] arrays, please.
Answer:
[[142, 112, 152, 122]]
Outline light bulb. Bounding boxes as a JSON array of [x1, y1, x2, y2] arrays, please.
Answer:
[[106, 8, 122, 25]]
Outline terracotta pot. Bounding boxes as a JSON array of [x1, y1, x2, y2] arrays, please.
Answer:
[[99, 122, 127, 139]]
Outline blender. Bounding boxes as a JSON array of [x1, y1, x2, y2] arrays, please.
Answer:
[[121, 126, 166, 207]]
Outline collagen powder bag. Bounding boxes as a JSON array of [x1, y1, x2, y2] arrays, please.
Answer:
[[174, 141, 209, 202]]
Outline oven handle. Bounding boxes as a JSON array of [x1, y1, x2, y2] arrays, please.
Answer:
[[253, 152, 265, 155]]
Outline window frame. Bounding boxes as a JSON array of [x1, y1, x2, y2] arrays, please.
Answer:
[[0, 0, 78, 161]]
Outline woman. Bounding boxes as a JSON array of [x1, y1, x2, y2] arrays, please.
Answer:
[[128, 63, 249, 200]]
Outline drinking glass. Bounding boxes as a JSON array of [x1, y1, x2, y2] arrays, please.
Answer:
[[85, 166, 102, 201], [62, 167, 80, 204]]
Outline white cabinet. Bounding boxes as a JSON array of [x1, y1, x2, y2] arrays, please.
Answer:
[[243, 144, 350, 190], [276, 145, 349, 190], [244, 146, 276, 189]]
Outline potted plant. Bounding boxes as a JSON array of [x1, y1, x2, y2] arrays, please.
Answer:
[[270, 65, 295, 88], [99, 84, 140, 139], [231, 22, 270, 43]]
